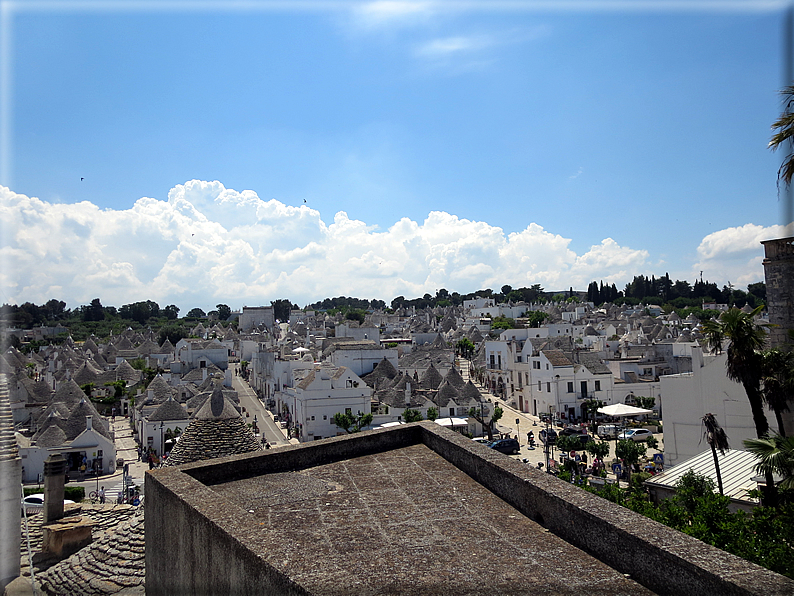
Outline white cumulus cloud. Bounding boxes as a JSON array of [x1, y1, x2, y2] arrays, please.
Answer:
[[0, 180, 772, 311], [693, 223, 790, 287]]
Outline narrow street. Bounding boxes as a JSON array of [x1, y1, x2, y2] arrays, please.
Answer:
[[231, 371, 290, 446], [457, 358, 664, 472]]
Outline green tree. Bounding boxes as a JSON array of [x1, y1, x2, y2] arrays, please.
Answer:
[[80, 383, 94, 398], [163, 304, 180, 320], [769, 84, 794, 186], [426, 406, 439, 421], [104, 380, 126, 399], [585, 440, 611, 462], [332, 411, 374, 434], [271, 299, 294, 322], [760, 348, 794, 437], [491, 316, 516, 330], [744, 433, 794, 491], [187, 307, 206, 318], [216, 304, 231, 321], [615, 439, 646, 485], [556, 435, 585, 475], [403, 409, 423, 423], [82, 298, 105, 322], [702, 413, 730, 496], [702, 308, 772, 453], [456, 338, 475, 360], [525, 310, 549, 328], [468, 405, 503, 441]]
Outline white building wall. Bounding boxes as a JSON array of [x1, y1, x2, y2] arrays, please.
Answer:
[[660, 348, 757, 466], [329, 348, 398, 377]]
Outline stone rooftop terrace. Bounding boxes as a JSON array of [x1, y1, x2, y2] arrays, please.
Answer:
[[208, 444, 650, 595], [146, 422, 794, 596]]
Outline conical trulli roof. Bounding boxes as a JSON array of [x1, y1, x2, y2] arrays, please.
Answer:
[[52, 379, 88, 409], [419, 363, 443, 390], [165, 385, 261, 467], [444, 366, 466, 389]]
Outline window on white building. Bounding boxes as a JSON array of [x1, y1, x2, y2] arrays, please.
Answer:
[[546, 382, 551, 392], [595, 381, 601, 391], [567, 382, 574, 393]]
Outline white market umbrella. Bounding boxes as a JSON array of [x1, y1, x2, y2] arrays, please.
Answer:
[[597, 403, 653, 417], [292, 347, 310, 353]]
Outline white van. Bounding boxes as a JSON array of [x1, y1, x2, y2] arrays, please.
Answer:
[[597, 424, 621, 439]]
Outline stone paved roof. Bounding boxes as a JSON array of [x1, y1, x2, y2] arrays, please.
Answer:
[[114, 360, 141, 384], [419, 363, 443, 390], [164, 416, 261, 467], [145, 374, 173, 403], [543, 349, 573, 367], [361, 357, 398, 389], [462, 380, 484, 402], [434, 380, 459, 407], [195, 385, 240, 420], [201, 443, 657, 596], [148, 396, 189, 422], [34, 424, 68, 447], [443, 366, 465, 388], [63, 398, 111, 441], [577, 352, 611, 375], [52, 379, 87, 409], [20, 376, 52, 403], [20, 504, 143, 595], [72, 360, 100, 386]]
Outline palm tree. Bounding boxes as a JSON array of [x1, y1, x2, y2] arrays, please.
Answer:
[[710, 307, 769, 437], [702, 318, 725, 355], [769, 84, 794, 187], [702, 413, 730, 496], [705, 306, 776, 504], [744, 433, 794, 491], [760, 348, 794, 438]]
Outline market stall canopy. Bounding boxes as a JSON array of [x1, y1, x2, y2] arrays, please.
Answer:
[[597, 403, 653, 417]]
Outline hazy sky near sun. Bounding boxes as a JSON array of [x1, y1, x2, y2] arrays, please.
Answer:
[[1, 0, 791, 311]]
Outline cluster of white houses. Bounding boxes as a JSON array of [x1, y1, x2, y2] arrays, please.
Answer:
[[3, 293, 783, 476]]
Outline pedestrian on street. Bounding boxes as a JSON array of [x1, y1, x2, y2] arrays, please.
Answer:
[[99, 486, 105, 504]]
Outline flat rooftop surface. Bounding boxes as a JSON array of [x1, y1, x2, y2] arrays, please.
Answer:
[[208, 443, 654, 595]]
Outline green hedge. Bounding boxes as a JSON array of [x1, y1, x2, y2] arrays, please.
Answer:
[[23, 486, 85, 501]]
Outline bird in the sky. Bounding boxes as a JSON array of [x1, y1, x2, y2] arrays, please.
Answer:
[[303, 198, 307, 203], [80, 177, 84, 181]]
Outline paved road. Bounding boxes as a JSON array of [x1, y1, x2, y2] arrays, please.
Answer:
[[232, 372, 290, 446]]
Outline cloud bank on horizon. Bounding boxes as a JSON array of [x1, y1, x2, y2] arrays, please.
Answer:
[[0, 180, 782, 311]]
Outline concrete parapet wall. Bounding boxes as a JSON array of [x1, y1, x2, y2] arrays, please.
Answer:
[[146, 422, 794, 596], [421, 422, 792, 595]]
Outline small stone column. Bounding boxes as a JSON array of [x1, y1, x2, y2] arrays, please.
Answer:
[[0, 374, 21, 590], [43, 454, 68, 523]]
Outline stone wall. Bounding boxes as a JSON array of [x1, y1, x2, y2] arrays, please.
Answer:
[[146, 422, 794, 596], [762, 236, 794, 436]]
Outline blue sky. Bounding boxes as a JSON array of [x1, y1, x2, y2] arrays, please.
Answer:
[[1, 1, 792, 311]]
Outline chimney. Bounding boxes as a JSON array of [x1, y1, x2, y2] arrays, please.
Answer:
[[405, 382, 411, 406], [86, 416, 92, 431], [43, 454, 67, 523], [202, 368, 207, 381]]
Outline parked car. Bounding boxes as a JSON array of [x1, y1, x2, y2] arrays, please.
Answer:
[[539, 428, 557, 445], [471, 437, 491, 446], [21, 493, 75, 516], [617, 428, 653, 442], [489, 438, 520, 455]]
